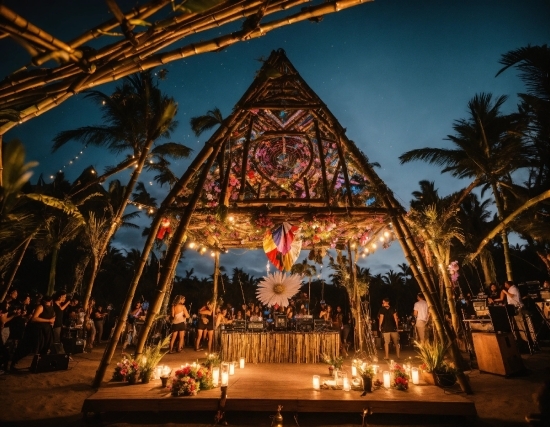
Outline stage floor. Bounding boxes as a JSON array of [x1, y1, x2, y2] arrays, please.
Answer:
[[83, 363, 476, 418]]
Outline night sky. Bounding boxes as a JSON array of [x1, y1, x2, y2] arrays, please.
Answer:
[[2, 0, 549, 280]]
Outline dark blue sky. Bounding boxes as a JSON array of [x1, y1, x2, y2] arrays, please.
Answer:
[[2, 0, 549, 280]]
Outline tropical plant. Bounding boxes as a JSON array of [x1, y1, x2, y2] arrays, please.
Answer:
[[52, 70, 187, 310], [138, 336, 170, 379], [322, 353, 344, 369], [414, 340, 449, 374], [400, 93, 532, 282]]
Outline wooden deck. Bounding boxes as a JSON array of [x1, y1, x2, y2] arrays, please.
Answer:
[[83, 361, 477, 418]]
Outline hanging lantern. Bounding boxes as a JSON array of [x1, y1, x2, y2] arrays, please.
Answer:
[[156, 218, 172, 240]]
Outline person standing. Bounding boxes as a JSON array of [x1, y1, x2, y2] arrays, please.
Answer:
[[93, 305, 108, 344], [195, 301, 214, 352], [169, 295, 189, 353], [52, 291, 70, 349], [413, 293, 429, 344], [378, 298, 400, 360]]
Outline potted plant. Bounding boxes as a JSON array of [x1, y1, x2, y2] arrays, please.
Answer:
[[357, 363, 375, 392], [138, 336, 170, 383], [414, 340, 456, 387], [204, 352, 221, 369]]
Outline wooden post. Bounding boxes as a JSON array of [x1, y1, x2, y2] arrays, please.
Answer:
[[212, 251, 220, 318]]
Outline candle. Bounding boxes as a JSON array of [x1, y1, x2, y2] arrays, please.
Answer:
[[383, 371, 391, 388], [212, 366, 220, 387], [412, 367, 419, 385], [341, 372, 350, 391], [372, 364, 379, 374], [162, 365, 171, 376], [351, 365, 357, 377], [239, 357, 245, 369], [312, 375, 320, 390], [229, 362, 236, 375], [390, 359, 394, 369], [221, 362, 229, 386]]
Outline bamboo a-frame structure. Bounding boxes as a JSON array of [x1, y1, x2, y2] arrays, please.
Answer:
[[95, 50, 472, 393]]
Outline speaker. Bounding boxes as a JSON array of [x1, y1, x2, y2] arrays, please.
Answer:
[[314, 319, 329, 331], [274, 315, 287, 330], [488, 305, 515, 333], [471, 332, 524, 376], [30, 353, 70, 373]]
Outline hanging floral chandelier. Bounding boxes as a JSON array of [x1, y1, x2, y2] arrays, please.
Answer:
[[256, 272, 303, 307]]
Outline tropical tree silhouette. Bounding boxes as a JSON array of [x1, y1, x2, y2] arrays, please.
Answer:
[[400, 93, 532, 281], [52, 71, 187, 310]]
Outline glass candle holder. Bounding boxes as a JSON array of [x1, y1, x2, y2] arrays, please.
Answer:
[[229, 361, 236, 375], [212, 366, 220, 387], [341, 372, 350, 391], [239, 357, 245, 369], [312, 375, 320, 390], [383, 370, 391, 388], [221, 362, 229, 386], [351, 365, 357, 377], [411, 367, 419, 385]]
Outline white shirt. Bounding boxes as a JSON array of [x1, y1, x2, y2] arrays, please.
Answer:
[[413, 299, 429, 322], [506, 285, 523, 308]]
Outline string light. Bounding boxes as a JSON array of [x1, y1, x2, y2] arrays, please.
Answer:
[[48, 145, 90, 180]]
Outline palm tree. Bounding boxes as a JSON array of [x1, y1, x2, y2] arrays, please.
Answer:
[[52, 71, 186, 310], [290, 259, 317, 314], [400, 93, 532, 281]]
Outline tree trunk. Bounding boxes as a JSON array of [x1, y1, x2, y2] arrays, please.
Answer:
[[134, 138, 223, 356], [47, 245, 59, 296], [212, 251, 220, 316], [479, 252, 495, 287], [491, 182, 513, 281], [91, 127, 232, 388], [1, 235, 32, 301]]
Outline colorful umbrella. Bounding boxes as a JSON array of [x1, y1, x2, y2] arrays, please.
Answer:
[[263, 222, 302, 272]]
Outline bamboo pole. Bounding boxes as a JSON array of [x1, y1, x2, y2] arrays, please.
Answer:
[[314, 120, 330, 203]]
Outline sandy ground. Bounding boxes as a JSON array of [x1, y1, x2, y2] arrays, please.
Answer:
[[0, 343, 548, 427]]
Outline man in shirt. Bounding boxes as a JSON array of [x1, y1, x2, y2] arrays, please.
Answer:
[[413, 293, 429, 344], [491, 280, 523, 308], [378, 298, 400, 360]]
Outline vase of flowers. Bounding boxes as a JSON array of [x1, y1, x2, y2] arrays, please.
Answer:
[[204, 352, 221, 369], [322, 353, 344, 377], [392, 364, 409, 391], [357, 364, 375, 393], [113, 355, 140, 383], [171, 364, 213, 396]]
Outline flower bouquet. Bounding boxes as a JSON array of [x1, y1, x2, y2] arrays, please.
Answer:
[[171, 364, 213, 396], [138, 336, 170, 383], [204, 352, 221, 369], [113, 355, 140, 383], [392, 364, 409, 391]]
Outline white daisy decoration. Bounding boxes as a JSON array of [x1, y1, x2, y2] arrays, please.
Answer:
[[256, 271, 303, 307]]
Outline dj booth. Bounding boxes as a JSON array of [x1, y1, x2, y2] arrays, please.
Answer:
[[220, 330, 340, 363]]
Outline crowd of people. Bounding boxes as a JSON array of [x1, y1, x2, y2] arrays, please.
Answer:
[[0, 288, 114, 374]]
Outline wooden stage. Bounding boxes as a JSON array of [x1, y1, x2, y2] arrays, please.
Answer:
[[83, 362, 477, 418]]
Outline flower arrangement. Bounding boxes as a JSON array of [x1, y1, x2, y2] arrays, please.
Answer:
[[204, 352, 221, 369], [171, 365, 213, 396], [322, 353, 344, 370], [414, 340, 448, 373], [392, 364, 409, 390], [357, 363, 375, 378], [113, 354, 140, 381]]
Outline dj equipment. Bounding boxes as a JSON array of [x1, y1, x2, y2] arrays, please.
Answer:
[[247, 321, 264, 331], [232, 320, 246, 331], [471, 332, 524, 376], [295, 317, 314, 332], [274, 315, 287, 330], [31, 353, 70, 373], [536, 301, 550, 320], [472, 299, 489, 317], [314, 319, 330, 331], [488, 305, 515, 333]]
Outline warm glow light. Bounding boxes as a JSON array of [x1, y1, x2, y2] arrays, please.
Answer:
[[312, 375, 320, 390], [229, 362, 235, 375], [351, 243, 356, 248], [189, 242, 195, 248], [384, 231, 390, 237], [212, 367, 220, 387], [221, 362, 229, 386], [383, 371, 391, 388], [148, 209, 154, 214], [371, 243, 377, 249], [379, 236, 385, 242], [351, 365, 357, 377], [412, 367, 419, 385], [239, 357, 245, 369], [229, 216, 234, 222], [210, 251, 215, 257]]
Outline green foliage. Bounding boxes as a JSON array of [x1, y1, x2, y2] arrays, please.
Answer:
[[1, 139, 38, 211], [414, 340, 448, 373], [138, 336, 170, 374], [322, 353, 344, 369]]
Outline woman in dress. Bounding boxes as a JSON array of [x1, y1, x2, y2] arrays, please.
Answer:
[[169, 295, 189, 353], [195, 301, 214, 352], [123, 301, 143, 351], [52, 291, 70, 346], [215, 307, 230, 352]]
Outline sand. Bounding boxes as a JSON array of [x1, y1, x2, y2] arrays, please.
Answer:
[[1, 344, 548, 427]]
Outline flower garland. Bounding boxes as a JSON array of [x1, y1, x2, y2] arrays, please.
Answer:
[[171, 365, 213, 396]]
